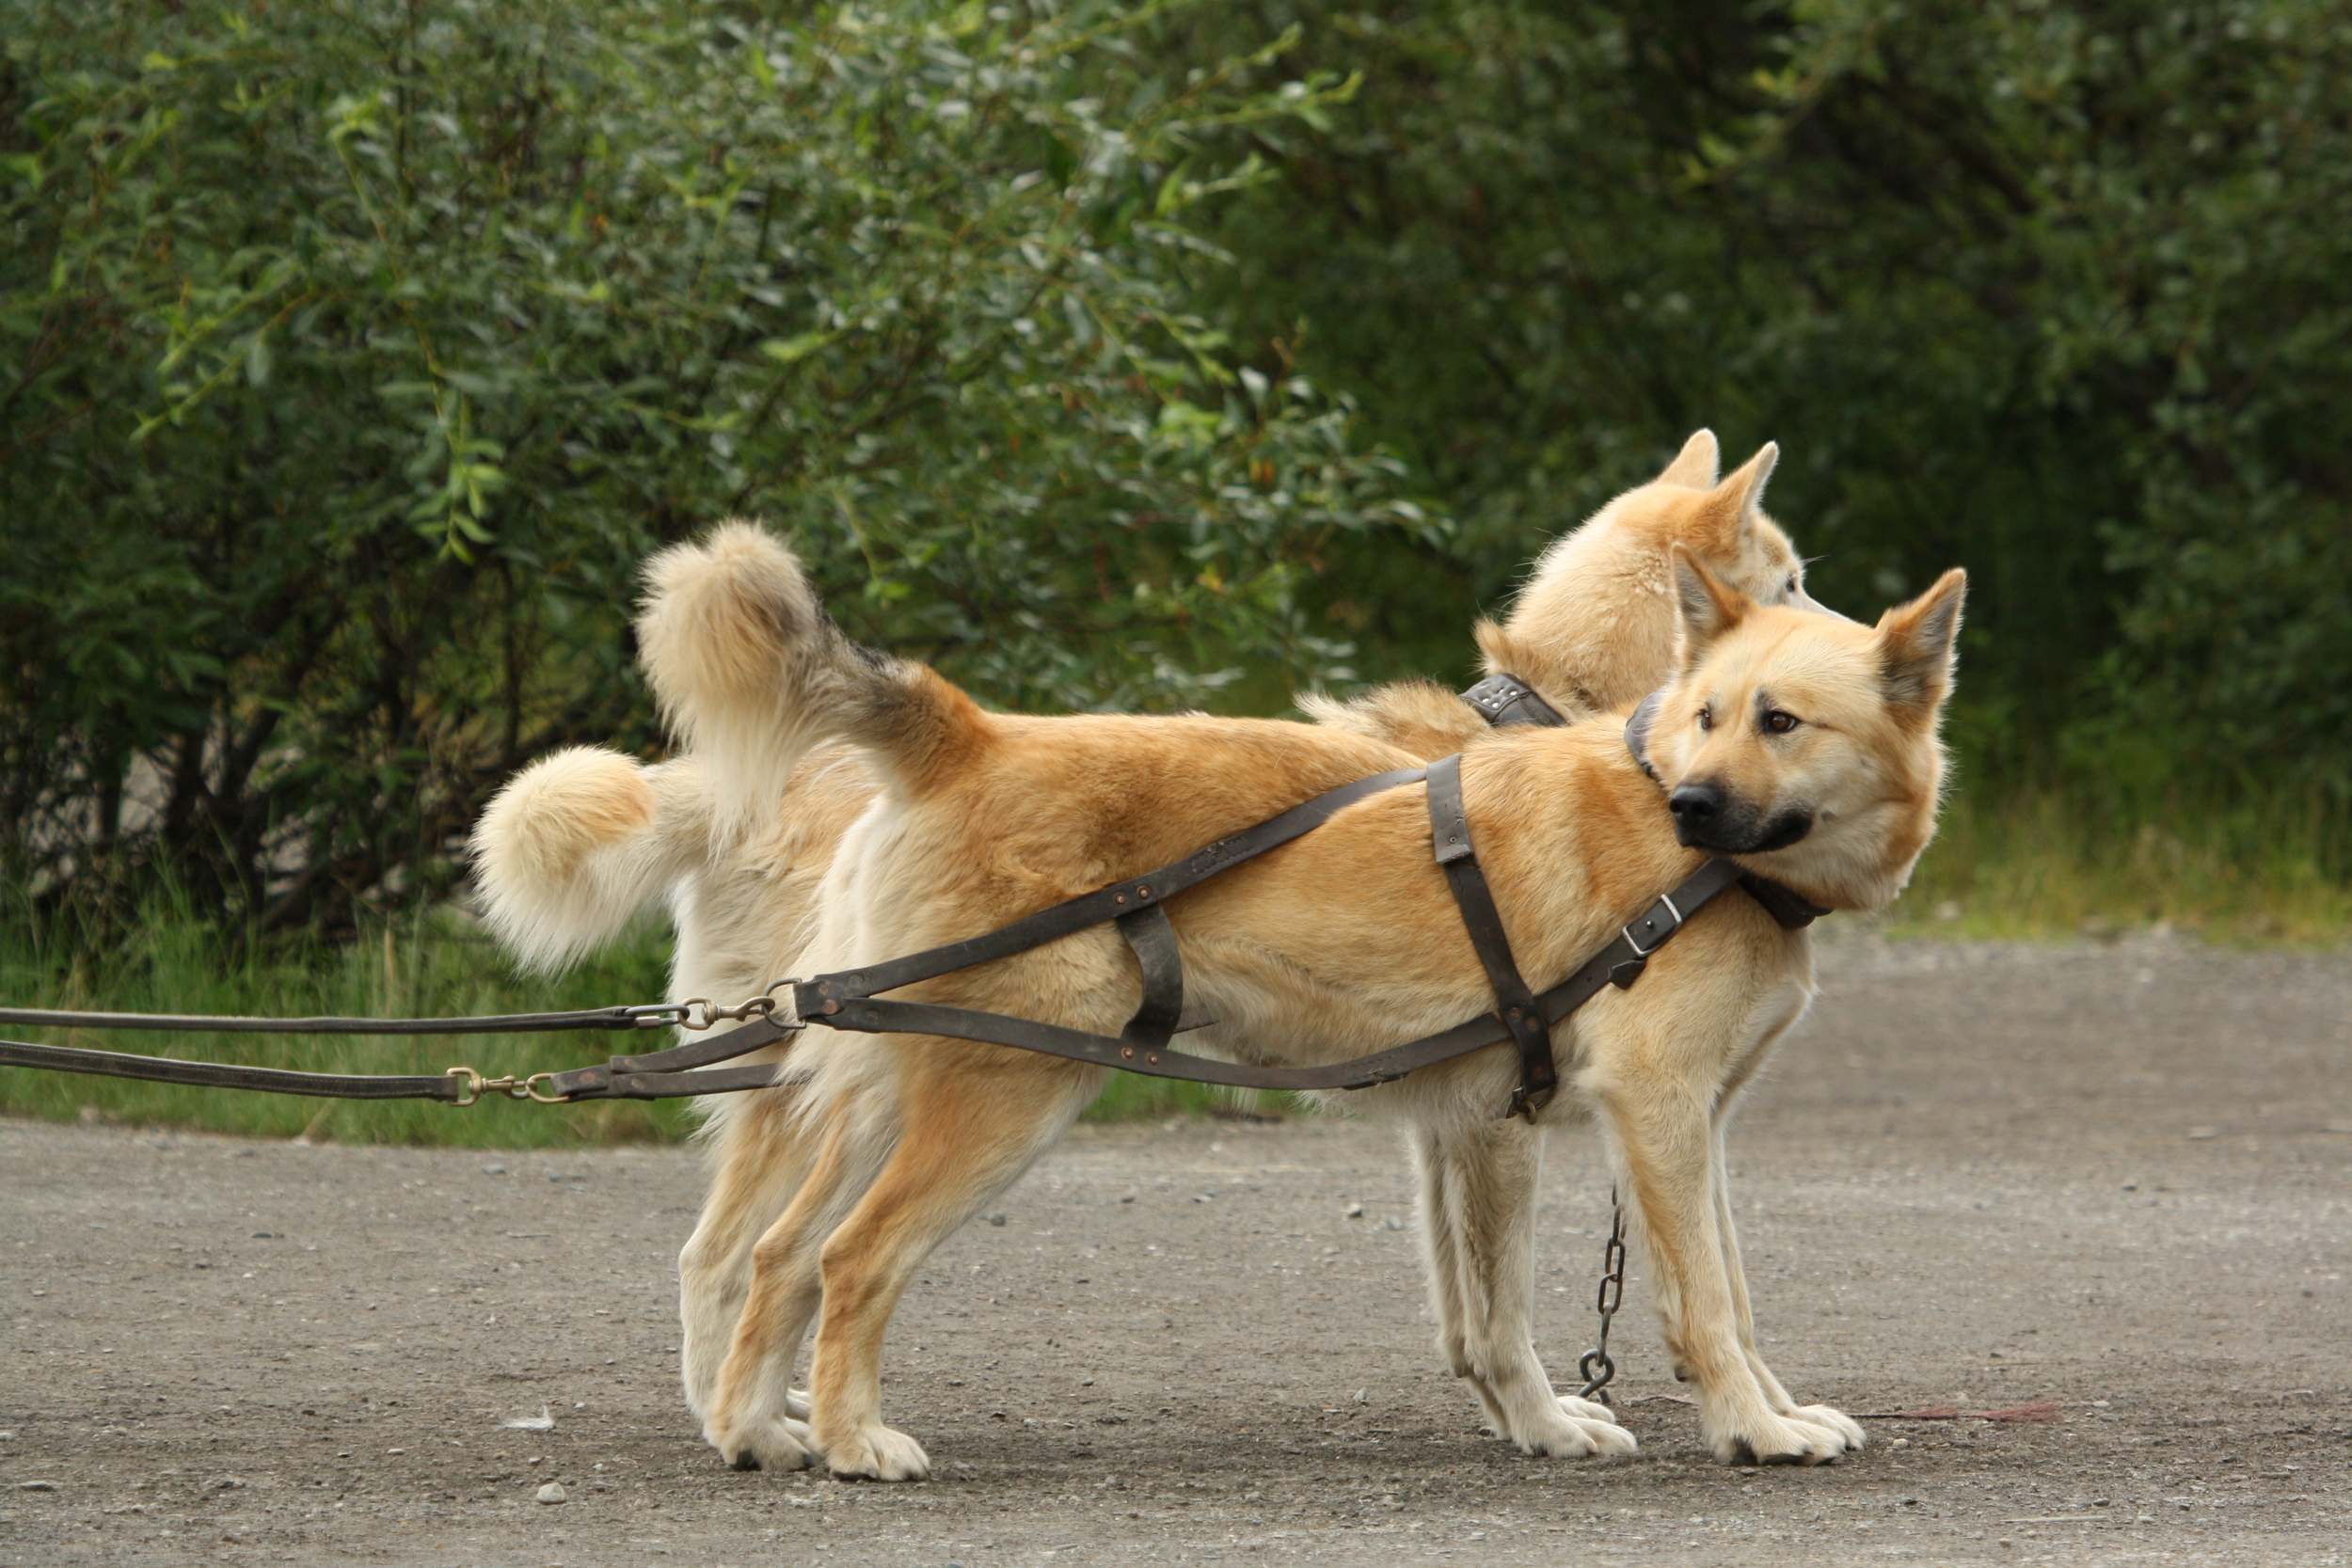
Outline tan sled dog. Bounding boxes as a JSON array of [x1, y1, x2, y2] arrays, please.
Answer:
[[484, 521, 1963, 1479], [472, 431, 1818, 1449]]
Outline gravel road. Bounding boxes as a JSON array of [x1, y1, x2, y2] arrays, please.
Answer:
[[4, 930, 2348, 1565]]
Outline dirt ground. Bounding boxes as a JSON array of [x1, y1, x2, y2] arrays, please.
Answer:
[[3, 928, 2348, 1566]]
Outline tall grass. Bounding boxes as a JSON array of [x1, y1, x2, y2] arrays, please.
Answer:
[[1887, 783, 2352, 943]]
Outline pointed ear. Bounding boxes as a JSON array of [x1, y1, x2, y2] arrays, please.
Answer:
[[1876, 568, 1968, 709], [1656, 428, 1720, 488], [1693, 440, 1779, 547], [1671, 542, 1751, 668]]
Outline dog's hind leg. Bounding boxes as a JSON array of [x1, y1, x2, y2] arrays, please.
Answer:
[[705, 1111, 896, 1472], [1419, 1115, 1634, 1458], [803, 1053, 1095, 1481], [680, 1087, 818, 1427]]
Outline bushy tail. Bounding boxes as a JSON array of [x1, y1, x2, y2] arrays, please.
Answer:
[[471, 751, 712, 972], [636, 521, 976, 835]]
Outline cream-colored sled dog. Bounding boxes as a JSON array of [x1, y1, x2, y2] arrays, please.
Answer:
[[473, 493, 1963, 1479], [472, 431, 1812, 1460]]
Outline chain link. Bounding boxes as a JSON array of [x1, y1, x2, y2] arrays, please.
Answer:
[[1576, 1187, 1628, 1403]]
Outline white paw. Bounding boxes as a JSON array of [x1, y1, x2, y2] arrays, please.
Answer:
[[1788, 1402, 1866, 1450], [708, 1415, 818, 1472], [1556, 1393, 1620, 1425], [1515, 1408, 1639, 1458], [823, 1421, 931, 1481], [1707, 1410, 1851, 1466]]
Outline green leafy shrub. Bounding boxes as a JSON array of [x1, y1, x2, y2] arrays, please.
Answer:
[[0, 0, 1431, 936]]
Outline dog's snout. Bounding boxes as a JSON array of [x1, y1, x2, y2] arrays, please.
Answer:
[[1669, 782, 1725, 827]]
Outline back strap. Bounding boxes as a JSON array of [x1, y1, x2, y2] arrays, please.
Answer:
[[1460, 673, 1565, 729], [799, 766, 1429, 1011], [1425, 754, 1556, 1117]]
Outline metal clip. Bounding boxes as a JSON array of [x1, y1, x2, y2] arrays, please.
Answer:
[[656, 980, 803, 1033], [444, 1067, 568, 1106]]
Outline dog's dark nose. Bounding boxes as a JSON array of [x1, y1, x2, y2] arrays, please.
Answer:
[[1669, 782, 1725, 828]]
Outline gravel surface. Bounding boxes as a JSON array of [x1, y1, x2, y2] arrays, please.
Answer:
[[4, 931, 2349, 1565]]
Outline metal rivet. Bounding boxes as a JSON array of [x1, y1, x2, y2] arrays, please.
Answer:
[[1147, 1053, 1159, 1065], [1120, 1047, 1134, 1059], [1136, 885, 1151, 898]]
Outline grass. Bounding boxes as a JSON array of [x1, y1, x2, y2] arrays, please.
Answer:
[[1885, 784, 2352, 944], [5, 784, 2342, 1147]]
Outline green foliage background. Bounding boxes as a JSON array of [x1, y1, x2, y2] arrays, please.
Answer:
[[4, 0, 2349, 946]]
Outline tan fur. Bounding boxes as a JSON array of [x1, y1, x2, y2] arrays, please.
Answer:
[[1307, 432, 1825, 758], [476, 525, 1964, 1481]]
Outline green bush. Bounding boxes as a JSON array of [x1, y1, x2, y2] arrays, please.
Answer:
[[1174, 0, 2352, 800], [0, 0, 1431, 936]]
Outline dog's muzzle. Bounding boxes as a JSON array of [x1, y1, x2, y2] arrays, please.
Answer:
[[1667, 784, 1814, 855]]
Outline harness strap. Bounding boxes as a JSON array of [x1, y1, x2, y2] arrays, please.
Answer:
[[1460, 673, 1566, 729], [798, 766, 1428, 1012], [0, 1037, 468, 1101], [795, 854, 1744, 1095], [541, 1015, 795, 1101], [1116, 905, 1185, 1046], [1425, 754, 1557, 1117], [0, 1005, 674, 1036]]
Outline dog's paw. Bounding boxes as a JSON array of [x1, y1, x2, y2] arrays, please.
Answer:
[[1511, 1402, 1639, 1459], [707, 1416, 817, 1473], [1556, 1393, 1620, 1425], [823, 1421, 931, 1482], [1707, 1410, 1851, 1466], [1786, 1402, 1865, 1450]]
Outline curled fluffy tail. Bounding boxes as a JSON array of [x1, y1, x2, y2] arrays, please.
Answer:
[[471, 751, 711, 972], [636, 521, 977, 835]]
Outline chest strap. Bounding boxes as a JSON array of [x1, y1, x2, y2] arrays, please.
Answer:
[[1426, 753, 1556, 1117]]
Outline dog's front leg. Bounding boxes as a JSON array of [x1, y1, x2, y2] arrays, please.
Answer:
[[1587, 1072, 1851, 1465], [1416, 1115, 1634, 1458], [1708, 1118, 1865, 1450]]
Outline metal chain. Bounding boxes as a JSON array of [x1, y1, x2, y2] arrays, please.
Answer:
[[1575, 1187, 1628, 1403]]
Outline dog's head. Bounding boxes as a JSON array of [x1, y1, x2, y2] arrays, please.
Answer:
[[1634, 431, 1820, 611], [1485, 433, 1829, 713], [1639, 546, 1966, 910]]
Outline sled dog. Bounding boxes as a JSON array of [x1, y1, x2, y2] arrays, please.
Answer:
[[474, 508, 1963, 1478]]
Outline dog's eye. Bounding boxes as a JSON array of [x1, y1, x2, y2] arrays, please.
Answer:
[[1764, 709, 1800, 734], [1784, 576, 1798, 595], [1697, 706, 1713, 732]]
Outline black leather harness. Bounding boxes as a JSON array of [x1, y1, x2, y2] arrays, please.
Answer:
[[0, 673, 1824, 1117]]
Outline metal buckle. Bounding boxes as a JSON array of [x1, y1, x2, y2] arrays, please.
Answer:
[[444, 1067, 568, 1106], [1619, 893, 1684, 958]]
